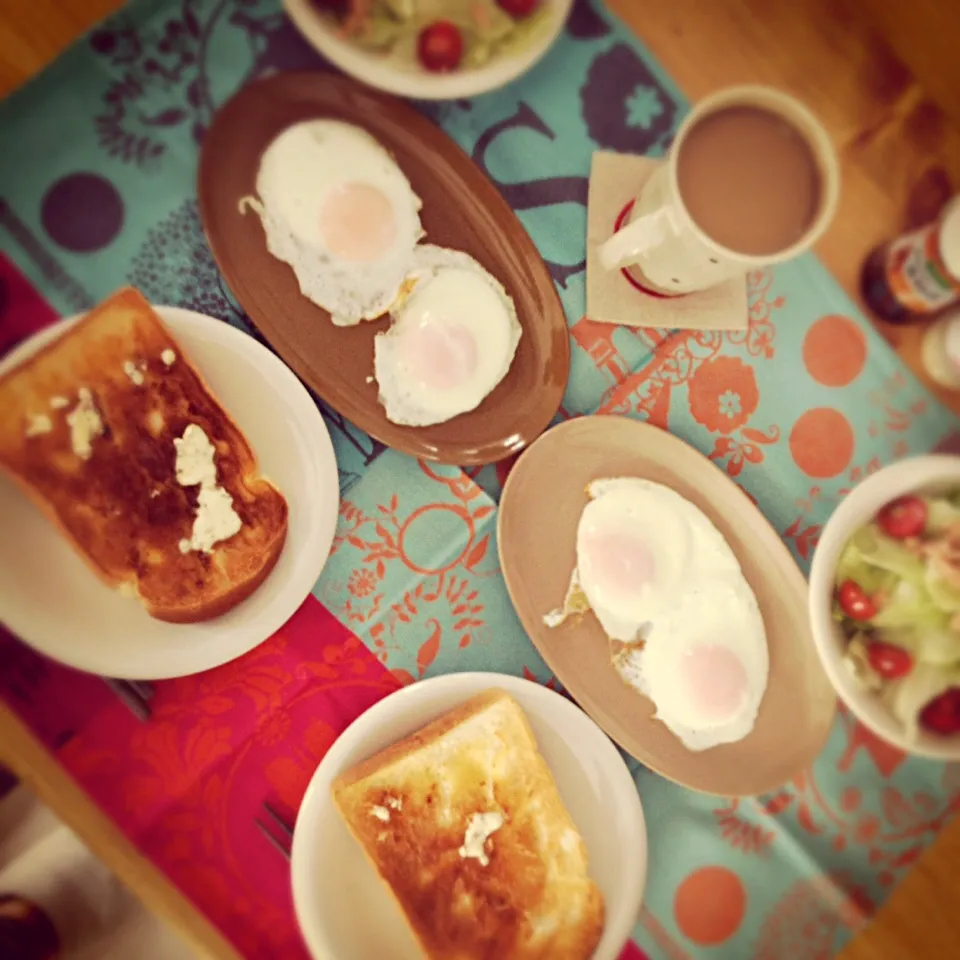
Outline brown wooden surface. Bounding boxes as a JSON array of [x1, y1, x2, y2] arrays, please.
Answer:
[[0, 702, 242, 960], [1, 1, 960, 958]]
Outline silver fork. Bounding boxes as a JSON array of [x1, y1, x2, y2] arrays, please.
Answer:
[[104, 678, 154, 722], [255, 801, 294, 859]]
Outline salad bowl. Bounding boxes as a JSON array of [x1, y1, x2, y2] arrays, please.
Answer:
[[809, 455, 960, 759], [283, 0, 574, 101]]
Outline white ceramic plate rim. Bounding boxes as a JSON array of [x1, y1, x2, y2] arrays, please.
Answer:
[[808, 454, 960, 759], [282, 0, 574, 101], [290, 671, 647, 960], [0, 306, 339, 679]]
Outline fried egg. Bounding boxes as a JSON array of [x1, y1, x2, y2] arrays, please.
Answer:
[[543, 476, 769, 751], [373, 245, 521, 427], [244, 119, 423, 326], [616, 582, 768, 751], [546, 478, 743, 643]]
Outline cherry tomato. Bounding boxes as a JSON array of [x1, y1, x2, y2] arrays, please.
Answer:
[[837, 580, 876, 621], [876, 495, 927, 539], [919, 688, 960, 736], [498, 0, 540, 17], [417, 21, 463, 72], [866, 641, 913, 679]]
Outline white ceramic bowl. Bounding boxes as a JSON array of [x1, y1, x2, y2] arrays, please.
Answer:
[[283, 0, 574, 101], [290, 672, 647, 960], [808, 455, 960, 759]]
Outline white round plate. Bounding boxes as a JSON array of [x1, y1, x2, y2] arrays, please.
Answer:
[[283, 0, 574, 101], [0, 306, 339, 679], [291, 671, 647, 960]]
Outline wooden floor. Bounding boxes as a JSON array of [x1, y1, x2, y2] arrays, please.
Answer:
[[1, 1, 959, 958]]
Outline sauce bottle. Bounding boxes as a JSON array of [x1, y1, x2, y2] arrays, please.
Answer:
[[861, 197, 960, 324], [0, 895, 61, 960], [0, 828, 125, 958], [921, 308, 960, 390]]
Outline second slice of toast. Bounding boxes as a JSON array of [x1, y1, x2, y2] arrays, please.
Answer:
[[0, 288, 288, 622], [332, 689, 605, 959]]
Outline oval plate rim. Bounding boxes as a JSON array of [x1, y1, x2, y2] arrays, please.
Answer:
[[496, 414, 837, 797], [197, 71, 570, 466]]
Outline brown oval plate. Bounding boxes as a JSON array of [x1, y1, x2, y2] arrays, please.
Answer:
[[497, 415, 836, 797], [198, 72, 570, 466]]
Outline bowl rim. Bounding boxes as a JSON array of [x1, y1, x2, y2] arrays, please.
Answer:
[[808, 454, 960, 759], [281, 0, 575, 101]]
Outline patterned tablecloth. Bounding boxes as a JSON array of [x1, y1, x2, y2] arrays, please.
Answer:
[[1, 1, 959, 957]]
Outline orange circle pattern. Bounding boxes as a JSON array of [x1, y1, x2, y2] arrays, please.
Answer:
[[803, 314, 868, 387], [674, 866, 746, 946], [789, 408, 855, 478]]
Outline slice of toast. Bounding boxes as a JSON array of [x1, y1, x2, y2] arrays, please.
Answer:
[[332, 689, 605, 960], [0, 287, 288, 623]]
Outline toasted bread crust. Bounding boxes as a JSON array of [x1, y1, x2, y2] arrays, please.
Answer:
[[333, 690, 605, 960], [0, 288, 288, 622]]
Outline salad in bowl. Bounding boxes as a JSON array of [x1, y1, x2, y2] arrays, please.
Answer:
[[809, 456, 960, 758], [284, 0, 570, 99], [834, 491, 960, 738], [317, 0, 554, 72]]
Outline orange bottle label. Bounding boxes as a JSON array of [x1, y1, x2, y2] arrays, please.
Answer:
[[885, 223, 960, 313]]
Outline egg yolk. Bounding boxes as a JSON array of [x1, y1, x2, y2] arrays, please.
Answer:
[[681, 643, 748, 721], [582, 530, 656, 596], [402, 320, 479, 391], [319, 182, 396, 262]]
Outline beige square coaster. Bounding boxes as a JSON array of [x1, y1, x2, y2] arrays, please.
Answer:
[[586, 152, 748, 331]]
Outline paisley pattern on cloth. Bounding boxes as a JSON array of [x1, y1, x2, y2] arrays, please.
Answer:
[[0, 1, 958, 958]]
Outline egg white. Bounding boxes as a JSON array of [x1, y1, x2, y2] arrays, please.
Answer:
[[543, 476, 770, 751], [373, 245, 521, 427], [616, 581, 769, 751], [246, 119, 423, 326], [547, 478, 743, 643]]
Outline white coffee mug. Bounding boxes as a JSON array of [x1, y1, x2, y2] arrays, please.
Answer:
[[599, 85, 841, 295]]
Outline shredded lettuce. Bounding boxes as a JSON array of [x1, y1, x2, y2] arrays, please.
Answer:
[[925, 565, 960, 613], [380, 0, 416, 18], [842, 633, 883, 692], [835, 539, 897, 595], [880, 626, 960, 666], [926, 497, 960, 533], [870, 581, 950, 631], [848, 526, 925, 582], [358, 16, 403, 50]]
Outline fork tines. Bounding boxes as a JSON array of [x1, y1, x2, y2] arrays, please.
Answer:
[[256, 801, 294, 859], [104, 678, 154, 722]]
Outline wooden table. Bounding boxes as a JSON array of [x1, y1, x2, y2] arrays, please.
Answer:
[[1, 1, 959, 958]]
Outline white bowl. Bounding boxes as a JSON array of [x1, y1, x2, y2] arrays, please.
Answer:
[[282, 0, 574, 101], [290, 672, 647, 960], [808, 455, 960, 759]]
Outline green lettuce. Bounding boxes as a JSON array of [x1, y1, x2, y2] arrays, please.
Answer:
[[926, 496, 960, 533]]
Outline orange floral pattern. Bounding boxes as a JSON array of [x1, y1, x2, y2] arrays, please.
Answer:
[[688, 356, 760, 434], [571, 270, 788, 486]]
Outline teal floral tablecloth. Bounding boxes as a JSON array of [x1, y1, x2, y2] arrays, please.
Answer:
[[1, 1, 958, 957]]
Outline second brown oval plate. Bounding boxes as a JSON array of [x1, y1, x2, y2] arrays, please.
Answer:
[[198, 72, 570, 466], [497, 415, 836, 797]]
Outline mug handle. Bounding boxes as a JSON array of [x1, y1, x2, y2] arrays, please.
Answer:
[[599, 206, 672, 271]]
